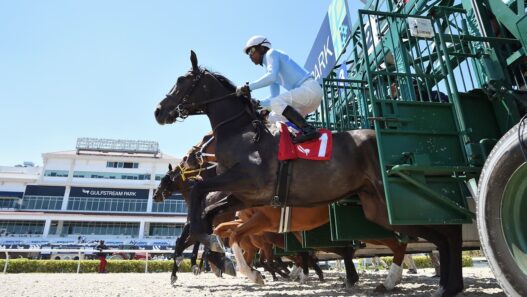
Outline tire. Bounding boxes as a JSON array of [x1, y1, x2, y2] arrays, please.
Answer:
[[478, 122, 527, 297]]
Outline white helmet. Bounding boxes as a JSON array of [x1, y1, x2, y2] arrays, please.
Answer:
[[243, 35, 272, 54]]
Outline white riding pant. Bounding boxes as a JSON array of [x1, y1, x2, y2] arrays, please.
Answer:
[[269, 78, 323, 117]]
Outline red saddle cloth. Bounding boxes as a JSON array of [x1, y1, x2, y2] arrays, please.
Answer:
[[278, 122, 333, 161]]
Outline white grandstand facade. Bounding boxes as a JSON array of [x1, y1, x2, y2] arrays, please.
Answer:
[[0, 138, 185, 251]]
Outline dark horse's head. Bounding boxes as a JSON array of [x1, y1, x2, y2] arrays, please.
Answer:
[[152, 160, 198, 203], [154, 51, 236, 125], [153, 163, 181, 202]]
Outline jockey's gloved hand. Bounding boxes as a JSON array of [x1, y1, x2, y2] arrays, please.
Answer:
[[235, 83, 251, 97]]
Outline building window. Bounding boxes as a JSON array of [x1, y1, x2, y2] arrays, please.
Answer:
[[67, 197, 147, 213], [148, 223, 184, 237], [151, 199, 188, 214], [106, 161, 139, 169], [0, 220, 45, 235], [19, 196, 63, 210], [73, 171, 151, 180], [61, 221, 139, 236], [44, 170, 69, 177]]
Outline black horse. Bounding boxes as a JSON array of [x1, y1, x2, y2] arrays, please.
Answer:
[[154, 51, 464, 297], [153, 135, 236, 284]]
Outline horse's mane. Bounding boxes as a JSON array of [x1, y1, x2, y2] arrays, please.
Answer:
[[204, 68, 269, 123], [203, 68, 236, 92]]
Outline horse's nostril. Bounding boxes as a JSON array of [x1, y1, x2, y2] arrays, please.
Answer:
[[154, 108, 160, 117]]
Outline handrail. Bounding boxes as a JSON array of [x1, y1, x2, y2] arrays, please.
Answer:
[[0, 248, 177, 274]]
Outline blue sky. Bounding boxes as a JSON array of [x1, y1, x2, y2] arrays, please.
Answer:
[[0, 1, 362, 166]]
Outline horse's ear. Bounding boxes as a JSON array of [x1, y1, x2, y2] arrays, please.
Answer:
[[168, 163, 173, 171], [190, 50, 198, 73]]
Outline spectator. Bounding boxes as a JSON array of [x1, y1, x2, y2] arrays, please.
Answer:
[[96, 240, 108, 273]]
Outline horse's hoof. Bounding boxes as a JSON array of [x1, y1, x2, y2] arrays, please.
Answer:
[[251, 270, 265, 285], [298, 273, 308, 284], [431, 287, 445, 297], [209, 234, 226, 253], [434, 287, 463, 297], [170, 274, 178, 287], [374, 284, 388, 293], [289, 266, 300, 281], [192, 265, 200, 275], [210, 262, 222, 278], [223, 257, 236, 277]]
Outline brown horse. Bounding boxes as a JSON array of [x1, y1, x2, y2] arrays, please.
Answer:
[[154, 51, 464, 297], [215, 205, 407, 290]]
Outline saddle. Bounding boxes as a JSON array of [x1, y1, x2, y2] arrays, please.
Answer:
[[278, 122, 333, 161], [272, 123, 333, 211]]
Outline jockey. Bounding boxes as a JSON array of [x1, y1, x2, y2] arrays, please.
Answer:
[[236, 35, 323, 143]]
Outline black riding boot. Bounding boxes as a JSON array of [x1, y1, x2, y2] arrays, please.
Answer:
[[282, 105, 320, 143]]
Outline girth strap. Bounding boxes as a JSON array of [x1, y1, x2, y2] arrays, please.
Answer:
[[271, 160, 292, 208]]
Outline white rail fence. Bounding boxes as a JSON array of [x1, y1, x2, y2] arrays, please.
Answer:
[[0, 249, 175, 274]]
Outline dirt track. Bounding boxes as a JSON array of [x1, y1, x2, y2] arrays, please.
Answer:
[[0, 267, 505, 297]]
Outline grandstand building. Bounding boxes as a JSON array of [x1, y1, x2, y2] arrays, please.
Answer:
[[0, 138, 185, 250]]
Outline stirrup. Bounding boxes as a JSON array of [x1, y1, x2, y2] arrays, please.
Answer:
[[293, 130, 321, 143]]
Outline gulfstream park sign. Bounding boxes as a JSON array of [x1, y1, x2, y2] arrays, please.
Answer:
[[70, 187, 149, 199], [304, 0, 352, 83], [81, 189, 137, 197]]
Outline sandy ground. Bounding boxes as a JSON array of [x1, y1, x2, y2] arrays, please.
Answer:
[[0, 267, 505, 297]]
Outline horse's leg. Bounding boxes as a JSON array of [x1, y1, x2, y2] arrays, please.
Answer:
[[322, 247, 358, 288], [299, 252, 310, 284], [191, 242, 201, 275], [240, 236, 256, 267], [171, 222, 195, 285], [261, 240, 289, 279], [214, 220, 243, 237], [434, 225, 463, 297], [393, 225, 461, 297], [288, 256, 302, 280], [229, 231, 264, 285], [171, 237, 180, 285], [246, 235, 276, 281], [308, 254, 324, 282], [368, 238, 406, 292], [188, 167, 255, 242], [290, 232, 310, 284], [340, 246, 358, 288], [274, 256, 291, 275]]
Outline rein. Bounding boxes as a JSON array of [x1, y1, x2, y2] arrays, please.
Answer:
[[174, 135, 218, 182], [176, 163, 217, 182], [167, 70, 264, 141]]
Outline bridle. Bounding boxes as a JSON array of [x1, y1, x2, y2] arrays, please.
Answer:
[[157, 149, 218, 201], [166, 70, 237, 121], [169, 135, 218, 184], [165, 69, 266, 140]]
